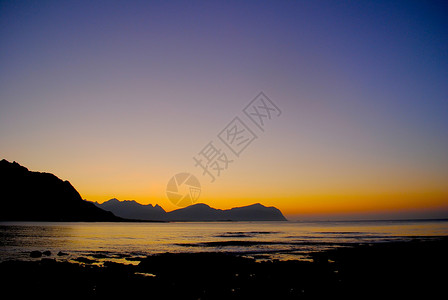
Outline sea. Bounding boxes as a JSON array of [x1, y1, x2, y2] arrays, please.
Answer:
[[1, 219, 447, 263]]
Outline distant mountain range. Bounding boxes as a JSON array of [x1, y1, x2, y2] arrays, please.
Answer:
[[0, 159, 120, 221], [0, 159, 287, 222], [93, 198, 166, 220], [94, 199, 287, 221]]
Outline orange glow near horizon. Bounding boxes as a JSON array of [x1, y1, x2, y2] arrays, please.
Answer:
[[11, 152, 446, 220], [83, 188, 448, 218], [70, 155, 448, 218], [2, 1, 448, 222]]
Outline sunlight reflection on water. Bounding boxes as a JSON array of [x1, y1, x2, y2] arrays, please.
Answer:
[[1, 220, 447, 262]]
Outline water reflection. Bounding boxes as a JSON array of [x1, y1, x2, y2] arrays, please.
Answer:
[[0, 220, 447, 263]]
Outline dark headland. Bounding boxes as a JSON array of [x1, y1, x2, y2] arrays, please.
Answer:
[[0, 159, 120, 221]]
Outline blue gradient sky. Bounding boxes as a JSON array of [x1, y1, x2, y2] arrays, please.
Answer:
[[1, 1, 447, 219]]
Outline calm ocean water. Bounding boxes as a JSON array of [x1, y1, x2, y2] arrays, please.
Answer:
[[1, 220, 447, 263]]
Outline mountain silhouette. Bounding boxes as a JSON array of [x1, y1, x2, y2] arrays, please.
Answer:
[[0, 159, 121, 221], [93, 198, 166, 220], [95, 199, 287, 221], [167, 203, 287, 221], [0, 159, 287, 222]]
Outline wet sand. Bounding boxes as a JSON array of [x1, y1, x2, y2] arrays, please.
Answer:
[[1, 237, 447, 299]]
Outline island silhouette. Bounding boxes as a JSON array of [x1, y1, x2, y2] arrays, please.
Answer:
[[0, 159, 286, 222], [93, 198, 287, 221]]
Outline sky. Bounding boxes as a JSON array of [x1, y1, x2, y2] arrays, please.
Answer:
[[1, 0, 447, 220]]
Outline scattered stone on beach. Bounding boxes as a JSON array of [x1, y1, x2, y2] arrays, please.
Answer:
[[91, 253, 109, 259], [125, 256, 145, 262], [42, 250, 51, 256], [57, 251, 68, 256], [2, 238, 447, 299], [30, 251, 42, 258], [114, 253, 131, 259], [74, 257, 96, 264]]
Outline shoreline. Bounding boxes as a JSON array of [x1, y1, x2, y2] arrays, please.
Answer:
[[1, 237, 447, 298], [2, 217, 448, 223]]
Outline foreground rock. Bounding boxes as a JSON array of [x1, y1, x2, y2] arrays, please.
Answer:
[[2, 238, 446, 299], [30, 251, 42, 258]]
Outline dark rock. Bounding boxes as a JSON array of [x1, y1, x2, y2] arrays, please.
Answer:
[[91, 253, 109, 259], [125, 256, 145, 262], [74, 257, 96, 264], [43, 250, 51, 256], [2, 238, 448, 299], [312, 252, 329, 264], [40, 258, 56, 264], [0, 159, 122, 221], [30, 251, 42, 258], [57, 251, 68, 256]]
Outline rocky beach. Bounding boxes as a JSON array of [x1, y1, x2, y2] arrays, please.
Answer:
[[1, 237, 446, 299]]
